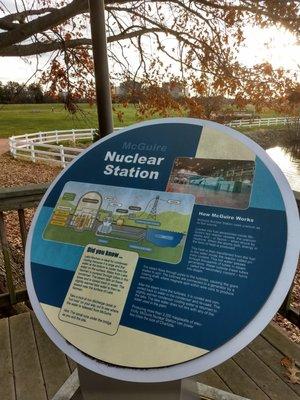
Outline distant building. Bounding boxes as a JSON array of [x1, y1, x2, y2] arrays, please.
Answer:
[[114, 85, 126, 97], [112, 80, 143, 101], [162, 82, 189, 99]]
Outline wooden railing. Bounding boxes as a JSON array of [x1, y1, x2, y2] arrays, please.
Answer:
[[0, 184, 299, 327], [0, 184, 48, 306], [280, 190, 300, 326]]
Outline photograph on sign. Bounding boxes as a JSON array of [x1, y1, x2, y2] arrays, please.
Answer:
[[167, 158, 255, 209], [25, 119, 299, 382]]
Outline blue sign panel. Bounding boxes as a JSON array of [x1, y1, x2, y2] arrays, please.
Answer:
[[25, 119, 299, 382]]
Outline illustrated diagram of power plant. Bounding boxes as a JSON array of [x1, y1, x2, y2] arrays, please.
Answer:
[[44, 182, 195, 264]]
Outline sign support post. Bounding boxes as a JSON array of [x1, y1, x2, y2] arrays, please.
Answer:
[[51, 367, 250, 400], [89, 0, 114, 139], [78, 366, 184, 400]]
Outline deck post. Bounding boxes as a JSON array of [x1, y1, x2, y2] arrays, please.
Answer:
[[17, 209, 27, 251], [0, 211, 17, 304]]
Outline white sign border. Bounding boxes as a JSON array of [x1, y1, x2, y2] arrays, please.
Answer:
[[25, 118, 300, 383]]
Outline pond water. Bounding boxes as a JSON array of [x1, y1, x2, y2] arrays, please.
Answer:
[[267, 144, 300, 192]]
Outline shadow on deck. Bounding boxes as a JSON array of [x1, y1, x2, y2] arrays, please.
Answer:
[[0, 311, 299, 400]]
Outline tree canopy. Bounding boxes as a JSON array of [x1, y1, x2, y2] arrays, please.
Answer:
[[0, 0, 299, 117]]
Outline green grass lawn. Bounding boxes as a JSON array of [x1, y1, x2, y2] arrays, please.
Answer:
[[0, 103, 143, 138], [0, 102, 286, 138]]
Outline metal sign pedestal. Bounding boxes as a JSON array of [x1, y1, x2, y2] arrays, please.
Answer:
[[51, 365, 250, 400], [78, 366, 189, 400]]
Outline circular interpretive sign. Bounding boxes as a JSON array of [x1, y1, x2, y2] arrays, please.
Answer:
[[26, 118, 299, 382]]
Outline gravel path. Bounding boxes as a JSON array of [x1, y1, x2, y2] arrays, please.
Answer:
[[0, 139, 9, 155]]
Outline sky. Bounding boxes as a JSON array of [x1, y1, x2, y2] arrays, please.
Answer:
[[0, 23, 299, 84], [240, 26, 299, 75]]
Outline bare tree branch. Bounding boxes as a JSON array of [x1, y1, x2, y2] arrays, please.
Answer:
[[0, 7, 56, 23], [0, 27, 162, 56], [0, 0, 299, 54], [0, 19, 16, 30], [0, 0, 88, 49]]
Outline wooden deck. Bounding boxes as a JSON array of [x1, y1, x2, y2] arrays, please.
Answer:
[[0, 312, 299, 400]]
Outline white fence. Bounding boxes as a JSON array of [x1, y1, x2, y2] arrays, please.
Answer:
[[9, 128, 96, 168], [227, 116, 297, 128], [9, 116, 298, 167]]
